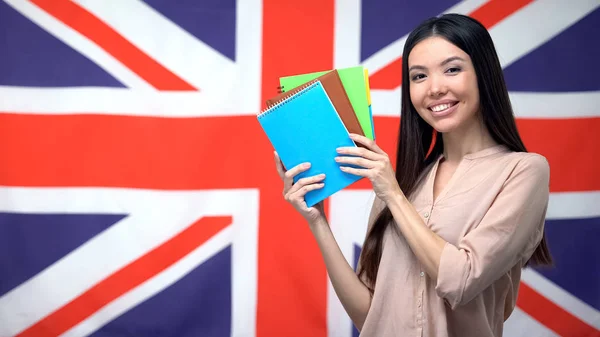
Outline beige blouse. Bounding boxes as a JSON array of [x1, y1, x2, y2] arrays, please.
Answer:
[[359, 145, 550, 337]]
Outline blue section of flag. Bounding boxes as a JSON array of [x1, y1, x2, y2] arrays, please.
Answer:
[[144, 0, 236, 61], [533, 217, 600, 311], [90, 245, 232, 337], [360, 0, 459, 61], [0, 212, 126, 297], [503, 8, 600, 92], [0, 2, 125, 88]]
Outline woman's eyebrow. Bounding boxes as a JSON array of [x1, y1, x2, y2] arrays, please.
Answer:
[[408, 56, 466, 72]]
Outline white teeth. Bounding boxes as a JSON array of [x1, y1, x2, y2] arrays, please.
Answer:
[[431, 103, 454, 112]]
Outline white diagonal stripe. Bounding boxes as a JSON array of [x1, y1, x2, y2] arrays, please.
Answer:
[[362, 0, 598, 90], [3, 0, 152, 90], [504, 307, 561, 337], [522, 269, 600, 330], [60, 226, 234, 337], [490, 0, 600, 68], [0, 188, 258, 337], [75, 0, 235, 93], [360, 0, 489, 75]]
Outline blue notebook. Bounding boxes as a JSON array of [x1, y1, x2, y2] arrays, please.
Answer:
[[257, 81, 362, 207]]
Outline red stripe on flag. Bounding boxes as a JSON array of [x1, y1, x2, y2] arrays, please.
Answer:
[[369, 0, 534, 90], [0, 113, 262, 189], [517, 118, 600, 192], [15, 216, 231, 337], [259, 0, 334, 336], [470, 0, 534, 27], [367, 59, 402, 90], [348, 116, 600, 192], [0, 114, 598, 192], [30, 0, 196, 91], [517, 282, 600, 337]]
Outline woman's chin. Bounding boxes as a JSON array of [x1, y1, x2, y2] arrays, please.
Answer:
[[431, 121, 459, 134]]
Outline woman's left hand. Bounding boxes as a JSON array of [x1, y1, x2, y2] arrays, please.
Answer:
[[336, 133, 403, 203]]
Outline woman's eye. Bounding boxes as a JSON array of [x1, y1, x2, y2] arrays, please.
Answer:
[[411, 74, 426, 81], [446, 67, 461, 74]]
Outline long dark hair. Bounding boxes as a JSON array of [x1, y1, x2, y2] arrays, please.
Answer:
[[357, 13, 553, 294]]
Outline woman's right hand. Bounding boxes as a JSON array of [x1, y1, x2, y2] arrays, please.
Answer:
[[274, 151, 327, 225]]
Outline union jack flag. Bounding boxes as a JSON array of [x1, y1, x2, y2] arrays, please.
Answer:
[[0, 1, 598, 337]]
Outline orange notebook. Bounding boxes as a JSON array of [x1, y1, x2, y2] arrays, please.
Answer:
[[266, 70, 365, 140]]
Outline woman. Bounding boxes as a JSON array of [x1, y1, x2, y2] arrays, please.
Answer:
[[274, 13, 552, 337]]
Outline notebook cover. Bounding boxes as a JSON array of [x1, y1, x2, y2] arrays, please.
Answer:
[[278, 66, 374, 140], [266, 70, 365, 140], [257, 81, 362, 207], [364, 68, 375, 140]]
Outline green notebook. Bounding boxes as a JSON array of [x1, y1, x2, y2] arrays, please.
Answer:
[[279, 66, 374, 140]]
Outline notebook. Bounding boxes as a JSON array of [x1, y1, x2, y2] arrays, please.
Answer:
[[266, 70, 365, 141], [278, 66, 374, 140], [257, 81, 362, 207], [364, 68, 375, 140]]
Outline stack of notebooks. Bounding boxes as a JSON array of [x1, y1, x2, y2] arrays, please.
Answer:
[[257, 66, 375, 207]]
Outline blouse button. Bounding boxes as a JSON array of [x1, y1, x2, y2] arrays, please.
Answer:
[[424, 212, 430, 218], [420, 271, 425, 277]]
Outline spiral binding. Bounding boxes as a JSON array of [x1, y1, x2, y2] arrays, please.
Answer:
[[257, 80, 321, 119]]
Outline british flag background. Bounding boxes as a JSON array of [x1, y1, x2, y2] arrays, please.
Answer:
[[0, 0, 598, 336]]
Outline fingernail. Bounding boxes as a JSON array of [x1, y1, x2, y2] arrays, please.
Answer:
[[304, 163, 311, 168]]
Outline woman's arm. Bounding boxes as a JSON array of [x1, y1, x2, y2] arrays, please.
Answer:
[[273, 151, 374, 330], [336, 134, 446, 280], [386, 192, 446, 280], [310, 195, 384, 330], [336, 134, 550, 309], [387, 156, 549, 309], [310, 217, 372, 330]]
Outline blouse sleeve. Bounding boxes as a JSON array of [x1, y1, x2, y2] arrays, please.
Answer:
[[435, 154, 550, 309]]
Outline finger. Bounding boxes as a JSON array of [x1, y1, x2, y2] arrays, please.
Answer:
[[274, 151, 286, 179], [335, 155, 376, 168], [283, 162, 311, 181], [288, 182, 325, 201], [336, 146, 382, 161], [287, 173, 326, 195], [339, 165, 370, 177], [348, 133, 385, 154], [283, 162, 312, 192]]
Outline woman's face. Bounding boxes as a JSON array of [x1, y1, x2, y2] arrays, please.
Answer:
[[407, 36, 480, 134]]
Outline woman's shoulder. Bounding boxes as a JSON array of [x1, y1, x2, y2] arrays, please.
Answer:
[[481, 151, 551, 195], [499, 151, 550, 177]]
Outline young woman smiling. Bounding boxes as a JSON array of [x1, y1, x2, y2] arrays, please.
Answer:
[[274, 13, 553, 337]]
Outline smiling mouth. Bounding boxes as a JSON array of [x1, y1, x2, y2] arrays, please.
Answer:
[[429, 102, 458, 113]]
